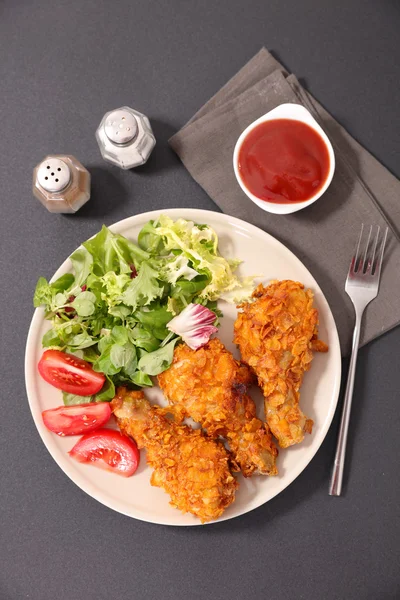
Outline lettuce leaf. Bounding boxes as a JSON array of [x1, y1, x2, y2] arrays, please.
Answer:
[[149, 215, 255, 302], [121, 262, 164, 310], [83, 224, 149, 275], [138, 338, 178, 376], [161, 254, 199, 284]]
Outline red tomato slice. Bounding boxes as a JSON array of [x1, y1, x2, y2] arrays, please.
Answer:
[[69, 429, 140, 477], [42, 403, 111, 436], [38, 350, 105, 395]]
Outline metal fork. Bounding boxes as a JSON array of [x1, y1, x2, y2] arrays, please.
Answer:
[[329, 224, 388, 496]]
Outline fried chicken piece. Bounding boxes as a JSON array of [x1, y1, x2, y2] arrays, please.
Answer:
[[234, 281, 328, 449], [111, 387, 238, 523], [158, 339, 278, 477]]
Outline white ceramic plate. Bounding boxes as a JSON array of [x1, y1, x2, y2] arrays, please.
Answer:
[[25, 209, 341, 526]]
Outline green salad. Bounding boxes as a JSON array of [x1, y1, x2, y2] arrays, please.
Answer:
[[33, 215, 255, 403]]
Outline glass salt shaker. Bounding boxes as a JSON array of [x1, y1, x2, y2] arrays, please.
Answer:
[[95, 106, 156, 169], [33, 155, 91, 213]]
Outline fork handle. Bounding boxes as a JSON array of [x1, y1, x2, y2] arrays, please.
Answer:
[[329, 312, 363, 496]]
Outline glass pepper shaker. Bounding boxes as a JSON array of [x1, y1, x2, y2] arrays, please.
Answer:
[[33, 155, 91, 213], [95, 106, 156, 169]]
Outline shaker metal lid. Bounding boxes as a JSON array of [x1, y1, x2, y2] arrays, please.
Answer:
[[104, 109, 138, 144], [37, 158, 71, 192]]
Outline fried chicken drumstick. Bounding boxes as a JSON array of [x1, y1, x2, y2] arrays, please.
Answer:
[[158, 339, 278, 477], [234, 281, 328, 449], [111, 387, 238, 523]]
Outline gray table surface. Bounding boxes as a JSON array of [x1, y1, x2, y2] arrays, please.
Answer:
[[1, 1, 399, 599]]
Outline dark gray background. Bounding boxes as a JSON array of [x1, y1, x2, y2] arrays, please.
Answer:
[[1, 1, 399, 599]]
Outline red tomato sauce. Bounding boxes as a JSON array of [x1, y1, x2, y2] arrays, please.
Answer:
[[238, 118, 331, 204]]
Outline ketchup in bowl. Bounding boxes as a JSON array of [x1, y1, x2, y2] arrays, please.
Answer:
[[237, 119, 331, 204]]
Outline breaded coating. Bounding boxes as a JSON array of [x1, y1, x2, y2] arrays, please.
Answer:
[[234, 281, 328, 449], [111, 387, 238, 523], [158, 339, 278, 477]]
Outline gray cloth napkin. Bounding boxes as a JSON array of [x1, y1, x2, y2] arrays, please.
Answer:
[[169, 48, 400, 356]]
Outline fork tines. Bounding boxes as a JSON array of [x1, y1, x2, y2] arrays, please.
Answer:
[[351, 224, 388, 277]]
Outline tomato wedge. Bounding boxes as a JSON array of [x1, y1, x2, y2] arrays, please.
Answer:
[[42, 403, 111, 436], [38, 350, 105, 395], [69, 429, 140, 477]]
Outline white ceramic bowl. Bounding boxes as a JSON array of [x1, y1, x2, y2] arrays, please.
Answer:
[[233, 103, 335, 215]]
